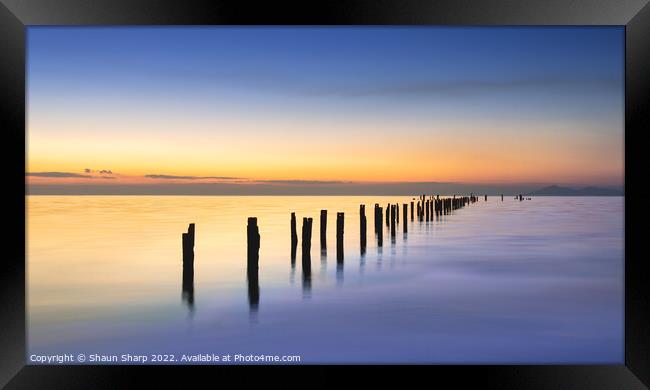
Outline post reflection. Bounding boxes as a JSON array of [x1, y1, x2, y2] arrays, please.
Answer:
[[247, 266, 260, 313]]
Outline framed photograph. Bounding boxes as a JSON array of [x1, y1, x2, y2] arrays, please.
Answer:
[[1, 0, 648, 388]]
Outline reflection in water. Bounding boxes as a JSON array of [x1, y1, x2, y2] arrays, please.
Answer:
[[181, 260, 194, 313], [290, 236, 297, 286], [28, 196, 623, 363], [376, 240, 383, 271], [302, 254, 312, 297], [320, 247, 327, 279], [336, 261, 344, 285], [247, 267, 259, 313]]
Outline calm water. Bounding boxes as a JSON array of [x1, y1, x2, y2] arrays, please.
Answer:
[[27, 196, 624, 364]]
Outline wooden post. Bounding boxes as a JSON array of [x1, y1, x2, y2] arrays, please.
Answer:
[[485, 194, 488, 201], [501, 194, 504, 201], [377, 206, 383, 247], [246, 220, 260, 312], [291, 212, 297, 262], [301, 217, 312, 292], [386, 203, 390, 226], [360, 205, 367, 254], [403, 203, 408, 233], [320, 210, 327, 249], [182, 225, 194, 265], [396, 203, 399, 223], [182, 223, 195, 309], [410, 201, 414, 221], [247, 217, 260, 272], [374, 203, 380, 234], [187, 223, 195, 247], [301, 217, 313, 272], [336, 212, 344, 262], [425, 200, 430, 221]]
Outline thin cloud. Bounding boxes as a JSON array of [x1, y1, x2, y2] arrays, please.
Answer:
[[303, 77, 621, 98], [144, 174, 242, 180], [27, 172, 92, 178], [85, 168, 114, 175], [254, 179, 349, 185]]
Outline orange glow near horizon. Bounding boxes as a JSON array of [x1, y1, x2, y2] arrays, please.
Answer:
[[26, 118, 623, 186]]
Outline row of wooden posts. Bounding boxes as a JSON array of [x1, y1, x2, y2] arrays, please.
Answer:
[[181, 193, 528, 309], [181, 192, 522, 268], [181, 194, 486, 271], [261, 194, 479, 269]]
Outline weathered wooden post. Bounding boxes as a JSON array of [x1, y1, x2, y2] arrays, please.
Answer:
[[301, 217, 313, 273], [425, 200, 430, 221], [182, 223, 195, 310], [420, 195, 425, 220], [485, 194, 488, 201], [374, 203, 380, 234], [410, 201, 414, 221], [301, 218, 312, 293], [377, 206, 383, 247], [501, 194, 504, 201], [336, 212, 344, 262], [389, 205, 396, 244], [386, 203, 390, 226], [246, 217, 260, 312], [247, 217, 260, 271], [291, 212, 297, 262], [396, 203, 399, 223], [182, 223, 195, 264], [187, 223, 195, 247], [320, 210, 327, 249], [403, 203, 408, 233], [360, 205, 367, 254]]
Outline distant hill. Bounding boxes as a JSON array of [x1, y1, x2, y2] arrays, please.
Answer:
[[529, 185, 623, 196]]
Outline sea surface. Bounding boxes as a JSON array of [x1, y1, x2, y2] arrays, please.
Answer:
[[26, 195, 624, 364]]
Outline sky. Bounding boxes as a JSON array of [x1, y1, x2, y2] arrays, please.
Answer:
[[26, 27, 624, 194]]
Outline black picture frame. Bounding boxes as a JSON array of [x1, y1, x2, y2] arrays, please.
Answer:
[[1, 0, 648, 388]]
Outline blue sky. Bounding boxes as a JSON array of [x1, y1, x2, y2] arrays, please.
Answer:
[[26, 26, 624, 190]]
